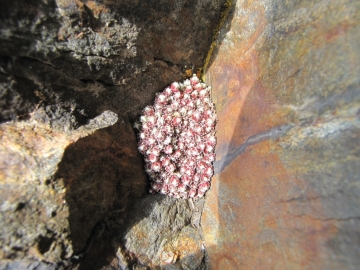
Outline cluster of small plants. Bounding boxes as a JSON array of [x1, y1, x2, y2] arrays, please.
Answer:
[[137, 74, 216, 199]]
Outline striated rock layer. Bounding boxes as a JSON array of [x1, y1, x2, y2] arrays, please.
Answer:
[[203, 0, 360, 269]]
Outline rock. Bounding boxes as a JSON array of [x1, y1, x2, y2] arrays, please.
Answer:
[[203, 0, 360, 269], [114, 195, 206, 270], [4, 0, 358, 268], [0, 258, 59, 270], [73, 195, 208, 270], [0, 0, 226, 269], [0, 111, 118, 264], [0, 0, 225, 123]]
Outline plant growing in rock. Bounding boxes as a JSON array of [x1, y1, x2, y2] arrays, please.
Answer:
[[136, 74, 217, 199]]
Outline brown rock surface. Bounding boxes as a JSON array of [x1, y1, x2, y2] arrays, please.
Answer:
[[2, 0, 359, 269], [0, 111, 119, 264], [112, 195, 207, 270], [0, 0, 226, 269], [203, 0, 360, 269]]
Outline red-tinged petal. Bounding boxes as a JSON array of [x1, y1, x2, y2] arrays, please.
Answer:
[[151, 161, 161, 172], [184, 85, 193, 93], [181, 175, 191, 185], [171, 82, 180, 92], [178, 183, 186, 192], [165, 163, 176, 173], [148, 154, 157, 163], [198, 182, 210, 192], [164, 145, 173, 154], [172, 116, 182, 126], [164, 87, 172, 96], [188, 189, 197, 197]]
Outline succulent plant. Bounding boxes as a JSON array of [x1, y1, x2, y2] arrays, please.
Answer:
[[136, 74, 217, 199]]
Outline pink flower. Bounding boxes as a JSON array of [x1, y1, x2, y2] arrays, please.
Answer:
[[184, 86, 193, 93], [143, 106, 155, 116], [172, 116, 182, 126], [204, 166, 213, 176], [137, 75, 217, 199], [164, 87, 172, 96], [160, 184, 169, 195], [178, 183, 186, 192], [173, 150, 182, 159], [181, 175, 191, 186], [169, 175, 180, 186], [188, 189, 197, 197], [156, 94, 167, 104], [199, 89, 207, 98], [199, 182, 210, 192], [160, 156, 171, 167], [151, 162, 161, 172], [177, 141, 185, 150], [171, 82, 180, 92], [204, 145, 214, 154], [148, 154, 157, 163], [164, 145, 173, 154], [190, 75, 199, 86], [191, 111, 201, 121], [165, 163, 176, 173]]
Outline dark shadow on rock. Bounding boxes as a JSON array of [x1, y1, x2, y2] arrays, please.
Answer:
[[105, 0, 228, 70], [0, 0, 227, 125], [94, 194, 207, 270], [77, 194, 167, 270], [0, 1, 228, 268], [55, 119, 149, 269]]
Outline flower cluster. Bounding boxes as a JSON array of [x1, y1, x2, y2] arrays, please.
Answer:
[[137, 74, 217, 199]]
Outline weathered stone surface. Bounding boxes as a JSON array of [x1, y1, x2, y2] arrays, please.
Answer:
[[71, 195, 207, 270], [0, 0, 225, 123], [115, 195, 206, 270], [0, 111, 118, 264], [0, 258, 59, 270], [203, 0, 360, 269], [0, 0, 226, 269]]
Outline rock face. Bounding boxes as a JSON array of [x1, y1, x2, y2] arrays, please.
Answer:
[[203, 0, 360, 269], [1, 0, 359, 269], [0, 0, 226, 269], [0, 111, 118, 259], [114, 195, 206, 270]]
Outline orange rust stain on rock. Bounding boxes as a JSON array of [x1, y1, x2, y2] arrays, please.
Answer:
[[311, 20, 355, 47], [201, 175, 220, 247], [0, 122, 69, 184], [264, 215, 277, 230], [209, 6, 291, 160], [84, 0, 108, 18], [203, 0, 359, 269], [203, 174, 220, 222], [325, 22, 353, 42], [56, 0, 83, 9], [217, 254, 238, 270], [213, 60, 290, 160], [172, 236, 199, 258], [211, 51, 258, 160], [205, 141, 338, 269]]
